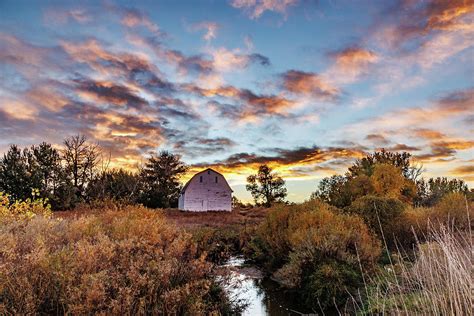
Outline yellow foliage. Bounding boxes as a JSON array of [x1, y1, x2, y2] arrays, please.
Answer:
[[430, 192, 471, 229], [0, 189, 52, 220], [371, 164, 405, 198]]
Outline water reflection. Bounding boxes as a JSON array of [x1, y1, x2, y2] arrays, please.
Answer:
[[223, 257, 312, 316]]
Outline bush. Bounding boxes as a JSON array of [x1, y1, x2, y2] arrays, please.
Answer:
[[346, 195, 406, 248], [430, 192, 471, 229], [0, 205, 234, 315], [245, 200, 381, 309], [0, 189, 52, 220]]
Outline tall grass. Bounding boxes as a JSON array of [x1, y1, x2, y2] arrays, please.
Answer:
[[0, 205, 234, 315], [357, 216, 472, 314]]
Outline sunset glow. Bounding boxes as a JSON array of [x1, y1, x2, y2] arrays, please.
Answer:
[[1, 0, 473, 202]]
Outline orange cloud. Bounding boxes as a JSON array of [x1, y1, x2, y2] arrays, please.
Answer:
[[281, 70, 340, 100], [189, 145, 366, 182], [0, 98, 38, 120], [26, 85, 70, 112], [326, 47, 378, 84], [451, 165, 474, 182], [209, 47, 269, 72], [186, 84, 296, 120], [412, 128, 446, 140]]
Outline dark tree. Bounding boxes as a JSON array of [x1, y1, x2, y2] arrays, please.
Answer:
[[0, 145, 36, 200], [246, 164, 287, 207], [87, 169, 141, 203], [416, 177, 469, 206], [139, 151, 188, 208], [63, 135, 101, 197], [30, 142, 62, 197], [310, 175, 351, 208]]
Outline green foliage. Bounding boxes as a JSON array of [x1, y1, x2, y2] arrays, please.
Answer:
[[139, 151, 188, 208], [246, 164, 287, 207], [0, 138, 190, 211], [310, 175, 351, 208], [312, 157, 418, 208], [0, 139, 95, 210]]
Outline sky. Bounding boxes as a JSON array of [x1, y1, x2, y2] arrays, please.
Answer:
[[0, 0, 473, 202]]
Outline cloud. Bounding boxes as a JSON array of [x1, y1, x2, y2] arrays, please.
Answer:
[[185, 84, 296, 121], [0, 98, 38, 120], [384, 0, 474, 46], [120, 8, 162, 36], [192, 145, 366, 178], [43, 8, 91, 25], [231, 0, 298, 19], [365, 133, 389, 145], [452, 165, 474, 176], [281, 70, 340, 100], [189, 21, 220, 41], [412, 128, 446, 140], [208, 47, 270, 72], [173, 137, 237, 158], [326, 46, 378, 84], [75, 79, 148, 109], [384, 144, 421, 152], [341, 87, 474, 166]]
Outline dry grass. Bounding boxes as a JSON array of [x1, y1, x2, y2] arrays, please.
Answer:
[[160, 207, 269, 230], [356, 220, 472, 314], [0, 205, 234, 315]]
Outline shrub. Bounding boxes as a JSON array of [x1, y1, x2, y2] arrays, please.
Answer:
[[0, 205, 234, 315], [430, 192, 471, 229], [346, 195, 406, 248], [245, 200, 381, 310], [0, 189, 52, 220], [243, 202, 295, 269]]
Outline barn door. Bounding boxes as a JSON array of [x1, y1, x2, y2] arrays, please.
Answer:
[[201, 200, 208, 211]]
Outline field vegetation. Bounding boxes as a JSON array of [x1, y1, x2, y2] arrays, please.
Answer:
[[0, 139, 472, 314], [0, 199, 238, 314]]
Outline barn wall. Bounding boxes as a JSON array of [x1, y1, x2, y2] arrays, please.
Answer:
[[181, 170, 232, 211]]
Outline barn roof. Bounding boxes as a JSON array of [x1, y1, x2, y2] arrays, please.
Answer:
[[181, 168, 233, 193]]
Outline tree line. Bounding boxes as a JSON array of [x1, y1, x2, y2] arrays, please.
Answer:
[[0, 136, 471, 210], [0, 135, 187, 210], [244, 150, 471, 208]]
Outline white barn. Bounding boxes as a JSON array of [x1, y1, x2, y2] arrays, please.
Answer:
[[178, 168, 233, 211]]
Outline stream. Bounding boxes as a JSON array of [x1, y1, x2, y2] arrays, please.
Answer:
[[222, 256, 314, 316]]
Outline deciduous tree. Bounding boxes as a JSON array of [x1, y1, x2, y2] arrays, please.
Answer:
[[63, 135, 101, 197], [246, 164, 287, 207]]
